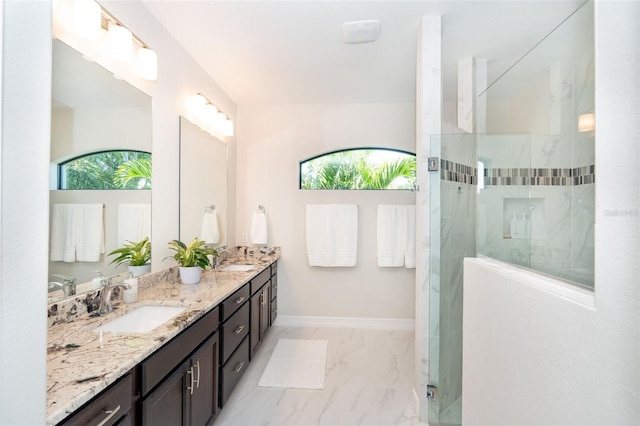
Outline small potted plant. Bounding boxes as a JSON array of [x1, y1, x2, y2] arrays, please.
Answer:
[[166, 237, 217, 285], [108, 237, 152, 277]]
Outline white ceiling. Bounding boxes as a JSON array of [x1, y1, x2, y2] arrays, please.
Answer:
[[140, 0, 585, 105]]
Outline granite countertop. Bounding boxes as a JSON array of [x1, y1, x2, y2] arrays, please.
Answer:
[[46, 247, 280, 425]]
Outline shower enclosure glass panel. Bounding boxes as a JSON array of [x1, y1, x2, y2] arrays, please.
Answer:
[[429, 134, 476, 425], [478, 1, 594, 287]]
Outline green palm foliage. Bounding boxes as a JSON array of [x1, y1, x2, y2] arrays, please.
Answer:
[[62, 151, 151, 190], [114, 156, 152, 189], [301, 149, 416, 190]]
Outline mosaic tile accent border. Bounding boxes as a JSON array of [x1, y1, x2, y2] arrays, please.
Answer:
[[483, 164, 595, 186], [440, 159, 477, 185]]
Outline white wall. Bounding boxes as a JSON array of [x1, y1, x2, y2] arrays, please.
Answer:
[[462, 2, 640, 424], [0, 1, 51, 423], [0, 1, 238, 423], [236, 103, 416, 322]]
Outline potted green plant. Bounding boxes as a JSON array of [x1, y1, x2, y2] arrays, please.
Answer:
[[107, 237, 152, 277], [166, 237, 217, 284]]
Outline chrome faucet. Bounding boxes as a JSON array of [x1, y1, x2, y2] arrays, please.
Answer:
[[48, 274, 77, 297], [214, 247, 231, 269], [97, 277, 130, 315]]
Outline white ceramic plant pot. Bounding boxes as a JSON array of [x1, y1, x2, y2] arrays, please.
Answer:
[[179, 266, 202, 285], [128, 264, 151, 277]]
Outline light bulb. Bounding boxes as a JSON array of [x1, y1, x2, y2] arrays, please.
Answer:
[[73, 0, 101, 40], [222, 119, 234, 137], [137, 47, 158, 80], [108, 23, 133, 63]]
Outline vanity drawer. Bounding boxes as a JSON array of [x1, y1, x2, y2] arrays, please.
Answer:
[[221, 284, 250, 322], [270, 261, 278, 276], [221, 302, 249, 363], [250, 267, 271, 295], [140, 306, 219, 396], [60, 372, 132, 426], [220, 337, 250, 406]]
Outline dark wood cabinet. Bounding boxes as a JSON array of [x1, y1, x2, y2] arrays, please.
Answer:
[[141, 332, 219, 426], [60, 260, 279, 426], [219, 286, 250, 407], [250, 275, 271, 357], [59, 372, 133, 426]]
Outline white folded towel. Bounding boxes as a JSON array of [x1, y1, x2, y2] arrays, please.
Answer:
[[50, 203, 104, 263], [405, 205, 416, 268], [118, 203, 151, 246], [50, 204, 76, 262], [306, 204, 358, 267], [200, 211, 220, 244], [75, 203, 105, 262], [377, 204, 416, 269], [250, 212, 268, 245]]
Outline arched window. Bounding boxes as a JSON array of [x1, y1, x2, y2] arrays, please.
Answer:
[[58, 150, 152, 190], [300, 148, 416, 190]]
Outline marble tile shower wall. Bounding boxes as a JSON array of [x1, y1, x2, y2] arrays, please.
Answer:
[[477, 133, 595, 287]]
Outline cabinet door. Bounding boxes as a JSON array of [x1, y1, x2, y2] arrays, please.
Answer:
[[250, 291, 261, 354], [260, 284, 270, 338], [141, 361, 189, 426], [190, 333, 219, 426]]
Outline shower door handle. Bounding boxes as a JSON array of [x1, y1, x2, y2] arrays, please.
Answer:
[[428, 157, 439, 171]]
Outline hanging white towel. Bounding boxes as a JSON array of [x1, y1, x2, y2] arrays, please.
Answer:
[[118, 203, 151, 246], [377, 205, 407, 267], [75, 203, 105, 262], [404, 205, 416, 269], [250, 212, 268, 245], [50, 204, 76, 262], [200, 211, 220, 244], [376, 204, 416, 269], [50, 203, 104, 262], [306, 204, 358, 267]]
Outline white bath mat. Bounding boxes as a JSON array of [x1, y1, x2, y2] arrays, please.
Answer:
[[258, 338, 328, 390]]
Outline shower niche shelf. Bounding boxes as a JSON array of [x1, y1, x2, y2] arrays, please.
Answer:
[[503, 198, 545, 241]]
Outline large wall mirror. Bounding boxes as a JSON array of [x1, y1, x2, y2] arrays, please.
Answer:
[[179, 117, 228, 247], [49, 39, 152, 303]]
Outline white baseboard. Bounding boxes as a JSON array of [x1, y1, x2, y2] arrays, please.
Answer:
[[272, 315, 415, 330]]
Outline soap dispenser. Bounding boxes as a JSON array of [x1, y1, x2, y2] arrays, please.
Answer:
[[91, 270, 103, 290], [122, 272, 138, 304], [510, 213, 519, 239]]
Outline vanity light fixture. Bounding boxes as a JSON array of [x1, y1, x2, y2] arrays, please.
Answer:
[[54, 0, 158, 81], [72, 0, 101, 41], [137, 47, 158, 81], [189, 93, 234, 137], [108, 23, 133, 63]]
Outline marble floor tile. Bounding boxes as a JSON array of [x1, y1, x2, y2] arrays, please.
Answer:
[[215, 326, 425, 426]]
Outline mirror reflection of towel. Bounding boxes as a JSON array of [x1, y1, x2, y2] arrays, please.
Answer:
[[50, 203, 104, 263], [118, 203, 151, 246], [200, 211, 220, 244]]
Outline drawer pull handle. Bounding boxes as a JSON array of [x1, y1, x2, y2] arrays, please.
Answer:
[[186, 367, 195, 395], [194, 360, 201, 388], [234, 362, 245, 373], [234, 325, 245, 334], [234, 296, 245, 304], [96, 404, 121, 426]]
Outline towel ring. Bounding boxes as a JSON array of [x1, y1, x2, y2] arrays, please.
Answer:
[[258, 205, 265, 213], [204, 204, 215, 212]]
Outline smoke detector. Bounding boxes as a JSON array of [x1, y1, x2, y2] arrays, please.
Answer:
[[341, 20, 381, 44]]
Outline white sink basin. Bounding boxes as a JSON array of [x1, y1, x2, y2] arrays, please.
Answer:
[[94, 305, 186, 334], [218, 264, 254, 272]]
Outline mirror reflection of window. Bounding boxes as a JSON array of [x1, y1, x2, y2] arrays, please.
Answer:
[[59, 150, 152, 190], [300, 148, 416, 190]]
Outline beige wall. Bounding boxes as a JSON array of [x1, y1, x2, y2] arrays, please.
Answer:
[[236, 103, 416, 321]]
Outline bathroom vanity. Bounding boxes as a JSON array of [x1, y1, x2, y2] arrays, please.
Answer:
[[47, 248, 280, 426]]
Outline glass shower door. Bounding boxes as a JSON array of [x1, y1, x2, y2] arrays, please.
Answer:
[[428, 134, 476, 425]]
